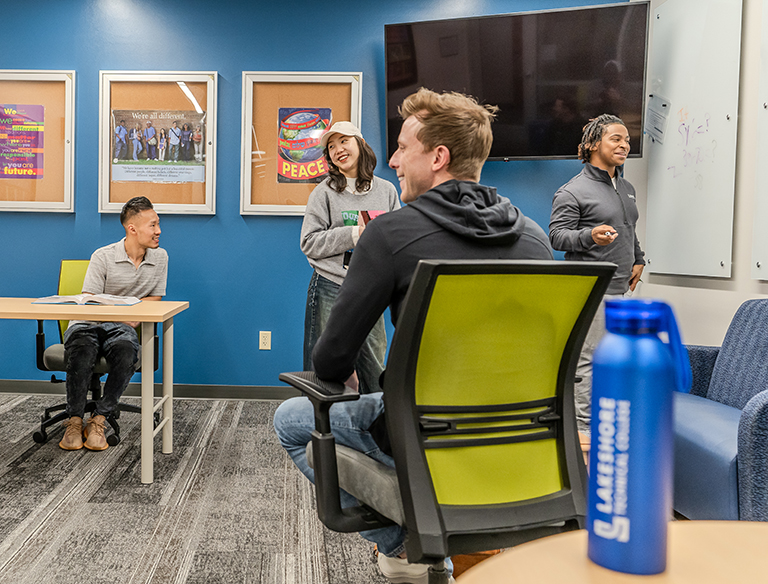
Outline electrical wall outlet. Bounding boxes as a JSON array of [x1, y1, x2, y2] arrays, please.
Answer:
[[259, 331, 271, 350]]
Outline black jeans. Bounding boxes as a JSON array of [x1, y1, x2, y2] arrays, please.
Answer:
[[63, 323, 140, 418]]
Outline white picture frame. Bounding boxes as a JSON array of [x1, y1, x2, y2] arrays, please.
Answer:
[[0, 70, 75, 213], [99, 70, 218, 214], [240, 71, 362, 215]]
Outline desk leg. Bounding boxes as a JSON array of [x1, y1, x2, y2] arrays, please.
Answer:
[[141, 321, 155, 484], [162, 317, 173, 454]]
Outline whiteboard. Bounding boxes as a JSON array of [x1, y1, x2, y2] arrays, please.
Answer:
[[752, 0, 768, 279], [645, 0, 742, 277]]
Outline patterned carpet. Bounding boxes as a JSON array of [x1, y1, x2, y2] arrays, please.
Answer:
[[0, 394, 387, 584]]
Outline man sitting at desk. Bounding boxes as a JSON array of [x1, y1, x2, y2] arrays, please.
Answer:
[[60, 196, 167, 451], [274, 88, 553, 584]]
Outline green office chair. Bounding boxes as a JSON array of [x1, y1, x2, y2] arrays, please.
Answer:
[[33, 259, 156, 445], [279, 259, 615, 583]]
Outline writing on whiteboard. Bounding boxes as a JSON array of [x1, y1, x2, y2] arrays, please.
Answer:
[[666, 107, 717, 190]]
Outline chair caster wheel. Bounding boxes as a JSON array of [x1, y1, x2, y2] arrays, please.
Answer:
[[107, 434, 120, 447], [33, 431, 48, 444]]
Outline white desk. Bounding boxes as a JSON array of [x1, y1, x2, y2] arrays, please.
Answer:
[[457, 521, 768, 583], [0, 298, 189, 484]]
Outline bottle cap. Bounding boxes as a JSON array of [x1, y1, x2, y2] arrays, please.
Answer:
[[605, 299, 692, 393], [605, 299, 663, 332]]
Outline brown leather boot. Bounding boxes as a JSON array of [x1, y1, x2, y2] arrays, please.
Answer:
[[83, 415, 108, 451], [59, 416, 84, 450]]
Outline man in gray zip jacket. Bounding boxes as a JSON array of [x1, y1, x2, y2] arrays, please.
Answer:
[[549, 114, 645, 435]]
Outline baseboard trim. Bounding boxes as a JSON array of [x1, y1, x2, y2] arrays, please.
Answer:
[[0, 379, 301, 401]]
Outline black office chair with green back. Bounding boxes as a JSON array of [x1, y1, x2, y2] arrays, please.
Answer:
[[33, 259, 155, 445], [279, 259, 615, 583]]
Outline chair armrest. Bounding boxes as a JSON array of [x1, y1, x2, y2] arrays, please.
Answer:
[[738, 389, 768, 520], [36, 320, 48, 371], [153, 323, 159, 370], [686, 345, 719, 397], [278, 371, 360, 403]]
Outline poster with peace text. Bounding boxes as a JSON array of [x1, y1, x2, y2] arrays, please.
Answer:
[[277, 108, 331, 184]]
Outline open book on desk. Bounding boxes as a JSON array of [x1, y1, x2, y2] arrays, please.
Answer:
[[33, 294, 141, 306]]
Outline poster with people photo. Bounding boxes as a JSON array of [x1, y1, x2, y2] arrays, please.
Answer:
[[111, 110, 206, 184]]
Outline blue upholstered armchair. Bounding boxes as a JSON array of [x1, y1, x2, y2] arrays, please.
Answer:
[[673, 299, 768, 521]]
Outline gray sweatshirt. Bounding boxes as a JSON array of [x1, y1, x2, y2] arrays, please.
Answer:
[[300, 176, 400, 285], [549, 163, 645, 294]]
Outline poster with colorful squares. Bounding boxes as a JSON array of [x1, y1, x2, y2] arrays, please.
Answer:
[[0, 104, 44, 179]]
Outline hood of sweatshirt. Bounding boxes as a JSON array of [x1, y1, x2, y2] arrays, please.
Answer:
[[407, 179, 525, 245]]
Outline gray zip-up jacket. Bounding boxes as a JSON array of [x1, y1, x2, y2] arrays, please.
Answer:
[[549, 163, 645, 294]]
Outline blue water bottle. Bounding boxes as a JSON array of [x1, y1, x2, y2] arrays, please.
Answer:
[[587, 299, 691, 575]]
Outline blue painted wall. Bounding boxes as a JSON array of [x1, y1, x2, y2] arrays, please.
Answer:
[[0, 0, 621, 386]]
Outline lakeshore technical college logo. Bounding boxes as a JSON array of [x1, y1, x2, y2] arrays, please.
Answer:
[[592, 396, 631, 543]]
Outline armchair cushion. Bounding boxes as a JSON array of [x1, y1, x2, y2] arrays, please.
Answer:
[[673, 391, 740, 519], [306, 441, 404, 525]]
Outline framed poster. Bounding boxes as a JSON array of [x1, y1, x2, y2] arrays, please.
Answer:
[[0, 70, 75, 213], [99, 71, 217, 214], [240, 71, 362, 215]]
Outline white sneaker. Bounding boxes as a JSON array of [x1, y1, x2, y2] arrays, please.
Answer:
[[377, 554, 427, 584], [376, 554, 455, 584]]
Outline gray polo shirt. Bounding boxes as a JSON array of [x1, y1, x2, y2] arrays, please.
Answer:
[[69, 238, 168, 328]]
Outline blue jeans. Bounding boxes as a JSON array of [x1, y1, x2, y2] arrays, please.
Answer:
[[63, 322, 140, 418], [304, 271, 386, 393], [132, 138, 142, 161], [273, 393, 407, 556], [170, 143, 179, 161]]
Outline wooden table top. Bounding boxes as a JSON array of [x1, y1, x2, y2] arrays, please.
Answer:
[[458, 521, 768, 583], [0, 297, 189, 323]]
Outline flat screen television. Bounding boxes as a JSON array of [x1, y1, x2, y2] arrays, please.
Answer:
[[385, 2, 649, 160]]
